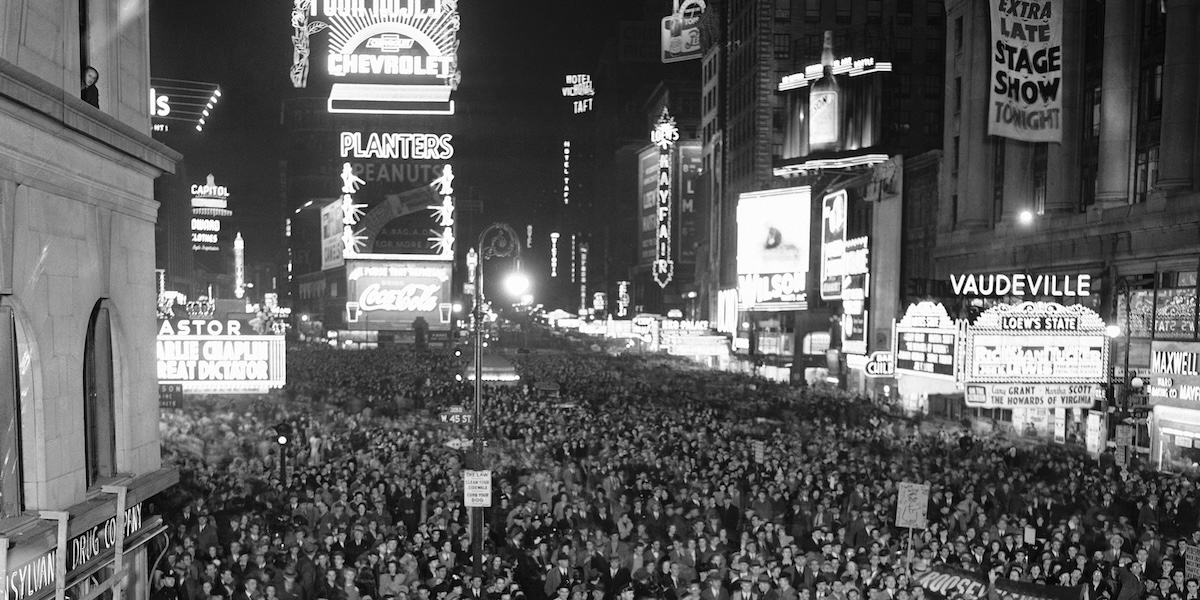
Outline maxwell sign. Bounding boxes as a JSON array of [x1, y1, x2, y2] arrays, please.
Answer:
[[345, 259, 451, 330]]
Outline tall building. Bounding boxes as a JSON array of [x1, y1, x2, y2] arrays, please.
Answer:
[[935, 0, 1200, 465], [698, 0, 947, 376], [0, 0, 180, 597]]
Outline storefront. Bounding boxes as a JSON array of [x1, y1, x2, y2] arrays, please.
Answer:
[[1147, 340, 1200, 474]]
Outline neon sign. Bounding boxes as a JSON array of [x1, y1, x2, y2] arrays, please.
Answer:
[[309, 0, 460, 114], [563, 140, 571, 205], [191, 174, 231, 252], [564, 74, 595, 113], [344, 260, 453, 329], [580, 243, 588, 311], [339, 131, 454, 160], [426, 164, 455, 258], [550, 233, 559, 277], [652, 107, 678, 289], [617, 281, 630, 317]]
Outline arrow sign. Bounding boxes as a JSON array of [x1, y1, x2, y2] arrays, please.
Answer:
[[444, 438, 473, 450]]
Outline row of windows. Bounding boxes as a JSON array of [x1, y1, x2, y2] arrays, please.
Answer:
[[0, 300, 117, 517], [788, 0, 942, 25]]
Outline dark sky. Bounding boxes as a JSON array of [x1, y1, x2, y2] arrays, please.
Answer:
[[148, 0, 652, 267]]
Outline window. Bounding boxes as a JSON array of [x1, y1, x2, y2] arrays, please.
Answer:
[[896, 37, 912, 61], [952, 136, 960, 174], [955, 16, 964, 52], [774, 33, 791, 59], [1138, 63, 1163, 123], [805, 0, 820, 22], [1032, 143, 1048, 214], [1143, 0, 1166, 38], [927, 0, 944, 26], [1135, 146, 1160, 203], [993, 139, 1005, 222], [1088, 84, 1101, 138], [775, 0, 791, 20], [84, 301, 116, 487], [836, 0, 851, 23], [925, 39, 943, 63], [867, 0, 882, 23], [0, 305, 23, 516], [897, 0, 913, 25]]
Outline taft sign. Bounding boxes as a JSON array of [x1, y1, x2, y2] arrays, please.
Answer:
[[988, 0, 1063, 142], [157, 320, 286, 394], [345, 259, 452, 330], [963, 303, 1108, 406]]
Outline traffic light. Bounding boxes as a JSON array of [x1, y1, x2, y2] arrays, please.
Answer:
[[275, 422, 292, 446]]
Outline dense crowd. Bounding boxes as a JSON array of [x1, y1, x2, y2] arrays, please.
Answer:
[[151, 344, 1200, 600]]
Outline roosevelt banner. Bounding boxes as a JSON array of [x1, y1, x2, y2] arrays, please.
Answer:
[[914, 566, 1082, 600], [988, 0, 1062, 142]]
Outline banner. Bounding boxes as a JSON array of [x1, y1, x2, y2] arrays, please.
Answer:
[[988, 0, 1063, 142], [914, 566, 1082, 600]]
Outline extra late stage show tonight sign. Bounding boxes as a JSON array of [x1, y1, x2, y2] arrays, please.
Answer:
[[988, 0, 1063, 142]]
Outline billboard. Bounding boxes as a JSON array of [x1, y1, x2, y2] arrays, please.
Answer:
[[637, 146, 660, 268], [988, 0, 1063, 142], [820, 190, 848, 300], [736, 187, 811, 311], [157, 318, 286, 394], [777, 56, 890, 175], [661, 0, 705, 63], [1147, 341, 1200, 408], [291, 0, 461, 114], [963, 303, 1108, 403], [840, 236, 870, 355], [320, 198, 344, 270], [190, 174, 232, 253], [344, 259, 453, 330]]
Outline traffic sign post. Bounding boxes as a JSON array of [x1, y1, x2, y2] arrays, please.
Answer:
[[464, 470, 492, 507]]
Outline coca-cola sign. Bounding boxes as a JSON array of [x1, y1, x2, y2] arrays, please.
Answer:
[[344, 259, 452, 330], [359, 283, 440, 312]]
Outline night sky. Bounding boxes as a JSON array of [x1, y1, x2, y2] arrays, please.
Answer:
[[149, 0, 654, 267]]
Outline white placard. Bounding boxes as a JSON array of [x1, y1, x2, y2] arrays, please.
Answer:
[[895, 482, 930, 529], [464, 469, 492, 508]]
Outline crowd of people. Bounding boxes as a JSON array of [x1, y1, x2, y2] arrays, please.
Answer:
[[151, 344, 1200, 600]]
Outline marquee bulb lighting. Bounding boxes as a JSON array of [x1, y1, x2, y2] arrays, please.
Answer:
[[195, 125, 203, 131], [202, 109, 209, 116], [1106, 324, 1122, 338], [214, 89, 222, 97]]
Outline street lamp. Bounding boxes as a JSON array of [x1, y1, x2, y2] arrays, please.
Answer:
[[469, 222, 523, 578]]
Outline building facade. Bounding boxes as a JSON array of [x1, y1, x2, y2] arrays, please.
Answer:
[[0, 0, 179, 597]]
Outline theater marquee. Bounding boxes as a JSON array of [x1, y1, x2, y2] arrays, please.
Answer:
[[156, 319, 287, 394]]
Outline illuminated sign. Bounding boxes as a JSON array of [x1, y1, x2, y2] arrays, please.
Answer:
[[344, 260, 453, 330], [617, 281, 630, 317], [661, 0, 705, 63], [550, 233, 560, 278], [717, 288, 739, 334], [864, 352, 895, 377], [678, 142, 701, 264], [652, 107, 678, 288], [564, 74, 595, 114], [777, 57, 894, 91], [191, 174, 231, 252], [1147, 341, 1200, 407], [571, 234, 577, 283], [526, 225, 533, 248], [736, 187, 811, 311], [894, 302, 959, 380], [150, 79, 222, 133], [339, 131, 454, 160], [820, 190, 847, 300], [563, 140, 571, 205], [304, 0, 460, 114], [964, 302, 1108, 384], [840, 236, 870, 355], [988, 0, 1063, 142], [234, 233, 246, 298], [157, 319, 287, 393], [966, 383, 1100, 408], [638, 147, 660, 266], [950, 273, 1092, 297], [580, 243, 589, 311], [593, 292, 606, 312]]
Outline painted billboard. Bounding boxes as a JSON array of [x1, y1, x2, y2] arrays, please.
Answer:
[[157, 318, 287, 394], [988, 0, 1063, 142], [344, 259, 453, 330], [661, 0, 706, 63], [820, 190, 848, 300], [736, 187, 811, 312]]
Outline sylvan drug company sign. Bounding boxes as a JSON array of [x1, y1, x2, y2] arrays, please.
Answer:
[[963, 302, 1108, 406]]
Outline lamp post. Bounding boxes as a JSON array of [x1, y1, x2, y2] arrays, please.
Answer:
[[1112, 275, 1151, 454], [469, 223, 523, 578]]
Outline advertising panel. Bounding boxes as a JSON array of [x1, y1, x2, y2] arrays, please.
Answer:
[[1147, 341, 1200, 408], [291, 0, 460, 114], [894, 302, 959, 380], [190, 174, 232, 253], [988, 0, 1063, 142], [778, 56, 890, 171], [651, 108, 679, 288], [563, 74, 594, 114], [344, 259, 452, 331], [841, 236, 869, 355], [820, 190, 847, 300], [1155, 289, 1198, 340], [638, 147, 660, 267], [965, 383, 1100, 408], [736, 187, 811, 312], [320, 198, 344, 270], [157, 319, 287, 394], [661, 0, 705, 63], [678, 141, 701, 265], [963, 303, 1108, 405]]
